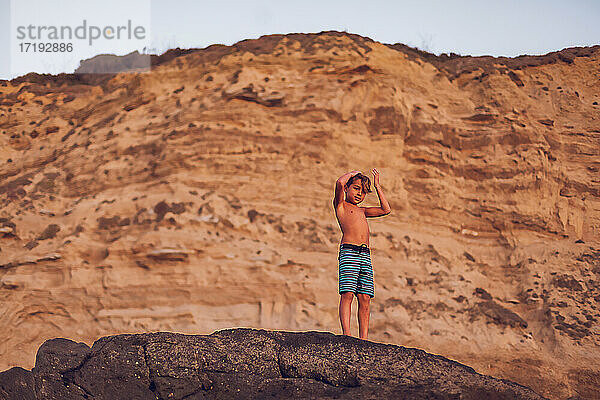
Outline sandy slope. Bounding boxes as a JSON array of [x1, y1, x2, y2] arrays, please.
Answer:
[[1, 32, 599, 399]]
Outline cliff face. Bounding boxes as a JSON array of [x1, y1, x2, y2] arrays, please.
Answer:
[[0, 328, 546, 399], [0, 32, 599, 399]]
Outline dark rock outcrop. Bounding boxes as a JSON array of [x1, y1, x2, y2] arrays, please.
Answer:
[[0, 328, 545, 400]]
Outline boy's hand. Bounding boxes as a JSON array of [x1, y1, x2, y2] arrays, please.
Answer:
[[337, 171, 361, 183], [372, 168, 380, 187]]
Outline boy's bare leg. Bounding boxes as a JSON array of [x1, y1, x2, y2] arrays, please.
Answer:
[[357, 294, 371, 339], [339, 292, 354, 336]]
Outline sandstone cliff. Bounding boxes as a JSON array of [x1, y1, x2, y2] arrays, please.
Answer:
[[0, 32, 599, 399]]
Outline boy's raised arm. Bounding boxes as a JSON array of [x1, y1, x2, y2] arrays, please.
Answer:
[[333, 171, 360, 207], [363, 168, 392, 217]]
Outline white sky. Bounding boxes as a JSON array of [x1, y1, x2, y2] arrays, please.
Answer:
[[1, 0, 599, 80]]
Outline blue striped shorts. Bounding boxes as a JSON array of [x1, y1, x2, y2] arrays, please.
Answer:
[[338, 243, 375, 298]]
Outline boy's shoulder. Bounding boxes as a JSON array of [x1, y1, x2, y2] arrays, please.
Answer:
[[334, 198, 348, 213], [333, 198, 344, 211], [335, 201, 363, 214]]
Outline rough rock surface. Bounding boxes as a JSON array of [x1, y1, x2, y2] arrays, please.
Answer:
[[0, 328, 546, 399], [1, 31, 599, 399]]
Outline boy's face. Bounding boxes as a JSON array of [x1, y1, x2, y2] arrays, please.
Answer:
[[345, 180, 366, 205]]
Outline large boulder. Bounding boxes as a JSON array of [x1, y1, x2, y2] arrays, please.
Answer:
[[0, 328, 545, 399]]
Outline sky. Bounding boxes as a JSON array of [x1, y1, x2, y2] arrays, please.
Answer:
[[1, 0, 599, 80]]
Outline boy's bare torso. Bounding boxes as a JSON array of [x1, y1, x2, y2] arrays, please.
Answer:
[[334, 202, 370, 246], [333, 169, 390, 248]]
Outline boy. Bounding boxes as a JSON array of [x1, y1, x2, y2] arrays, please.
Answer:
[[333, 169, 391, 339]]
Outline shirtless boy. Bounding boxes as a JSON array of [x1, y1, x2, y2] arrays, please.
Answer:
[[333, 169, 391, 339]]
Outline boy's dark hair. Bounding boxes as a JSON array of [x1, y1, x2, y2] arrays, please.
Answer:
[[345, 173, 372, 193]]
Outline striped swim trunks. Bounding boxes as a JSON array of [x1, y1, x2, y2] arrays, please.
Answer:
[[338, 243, 375, 298]]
